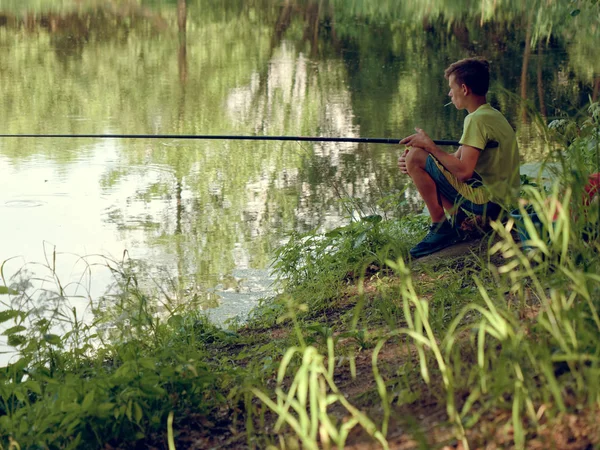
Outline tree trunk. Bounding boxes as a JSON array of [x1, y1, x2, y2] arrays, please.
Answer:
[[536, 39, 546, 119], [520, 13, 533, 122], [327, 2, 340, 50], [271, 0, 293, 53], [303, 1, 322, 57], [178, 0, 187, 85]]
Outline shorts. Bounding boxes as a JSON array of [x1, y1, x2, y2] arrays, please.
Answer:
[[424, 155, 501, 218]]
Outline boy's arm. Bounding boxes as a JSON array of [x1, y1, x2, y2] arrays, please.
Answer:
[[400, 128, 479, 181]]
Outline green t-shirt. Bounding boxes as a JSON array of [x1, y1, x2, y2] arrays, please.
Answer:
[[459, 104, 520, 203]]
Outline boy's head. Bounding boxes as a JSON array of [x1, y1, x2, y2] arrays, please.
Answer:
[[444, 58, 490, 96]]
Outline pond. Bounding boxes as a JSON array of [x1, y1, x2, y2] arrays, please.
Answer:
[[0, 0, 598, 328]]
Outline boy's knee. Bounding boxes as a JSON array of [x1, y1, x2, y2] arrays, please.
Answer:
[[405, 147, 429, 173]]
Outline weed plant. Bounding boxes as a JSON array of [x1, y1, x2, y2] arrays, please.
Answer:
[[0, 256, 253, 449], [270, 213, 428, 298]]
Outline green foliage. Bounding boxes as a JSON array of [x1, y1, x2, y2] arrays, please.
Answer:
[[0, 287, 19, 296], [271, 214, 429, 289], [251, 344, 389, 450], [552, 101, 600, 174], [340, 181, 600, 449], [0, 261, 248, 449]]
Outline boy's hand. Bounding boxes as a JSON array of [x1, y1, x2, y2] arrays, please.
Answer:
[[399, 128, 436, 153], [397, 148, 409, 174]]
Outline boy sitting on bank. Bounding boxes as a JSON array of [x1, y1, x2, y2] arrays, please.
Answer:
[[398, 57, 520, 258]]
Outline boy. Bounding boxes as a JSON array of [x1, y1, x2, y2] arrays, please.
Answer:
[[398, 58, 520, 258]]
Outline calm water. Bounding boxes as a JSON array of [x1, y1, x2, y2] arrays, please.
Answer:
[[0, 0, 598, 327]]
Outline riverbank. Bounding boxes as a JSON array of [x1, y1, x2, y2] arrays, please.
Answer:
[[1, 105, 599, 449], [151, 216, 600, 449], [3, 197, 599, 449]]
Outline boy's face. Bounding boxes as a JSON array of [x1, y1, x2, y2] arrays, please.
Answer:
[[447, 74, 468, 110]]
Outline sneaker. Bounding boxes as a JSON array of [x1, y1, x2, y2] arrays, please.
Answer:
[[410, 220, 463, 259]]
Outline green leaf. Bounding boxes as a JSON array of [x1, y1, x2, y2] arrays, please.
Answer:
[[3, 325, 26, 335], [9, 357, 29, 374], [570, 9, 581, 16], [0, 415, 12, 429], [353, 232, 367, 249], [24, 380, 42, 395], [133, 402, 143, 423], [43, 334, 62, 346], [139, 381, 166, 396], [97, 402, 116, 417], [82, 391, 95, 410], [167, 314, 184, 328], [0, 286, 18, 295], [7, 335, 26, 347], [325, 228, 343, 238], [114, 361, 136, 379], [19, 416, 28, 434], [126, 399, 133, 421], [66, 433, 83, 450], [362, 214, 382, 224], [65, 418, 81, 435], [14, 388, 26, 403], [114, 405, 124, 419], [138, 358, 157, 371], [0, 310, 21, 323]]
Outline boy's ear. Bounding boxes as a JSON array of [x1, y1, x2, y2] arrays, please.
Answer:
[[461, 83, 469, 95]]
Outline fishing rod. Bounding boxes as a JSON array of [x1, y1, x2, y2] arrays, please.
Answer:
[[0, 133, 477, 147]]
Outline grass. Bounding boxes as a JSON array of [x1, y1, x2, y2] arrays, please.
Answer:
[[0, 103, 599, 449]]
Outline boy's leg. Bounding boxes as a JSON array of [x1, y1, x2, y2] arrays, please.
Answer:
[[423, 155, 501, 223], [404, 148, 464, 258], [405, 148, 454, 222], [404, 150, 500, 258]]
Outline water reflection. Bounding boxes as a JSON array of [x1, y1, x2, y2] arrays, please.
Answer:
[[0, 0, 598, 330]]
